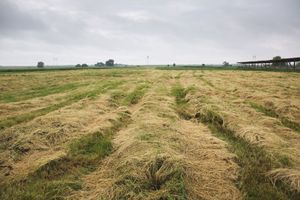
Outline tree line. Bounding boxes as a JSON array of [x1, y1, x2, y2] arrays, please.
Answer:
[[36, 59, 115, 68], [76, 59, 114, 68]]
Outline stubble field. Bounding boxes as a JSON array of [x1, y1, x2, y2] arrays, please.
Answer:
[[0, 68, 299, 200]]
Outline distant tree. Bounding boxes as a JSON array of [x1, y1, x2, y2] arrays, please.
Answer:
[[272, 56, 286, 66], [202, 64, 206, 67], [95, 62, 105, 67], [82, 64, 88, 68], [75, 64, 81, 68], [272, 56, 281, 61], [173, 63, 176, 67], [105, 59, 114, 66], [37, 61, 44, 68], [223, 61, 230, 67]]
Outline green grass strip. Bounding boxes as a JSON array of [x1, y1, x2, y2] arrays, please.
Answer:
[[171, 84, 195, 120], [171, 84, 189, 106], [123, 84, 149, 105]]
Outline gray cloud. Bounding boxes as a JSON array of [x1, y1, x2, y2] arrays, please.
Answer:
[[0, 0, 299, 65], [0, 0, 46, 35]]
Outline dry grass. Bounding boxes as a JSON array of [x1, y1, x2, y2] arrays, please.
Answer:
[[180, 70, 300, 198], [0, 68, 299, 199], [267, 168, 300, 192], [68, 76, 241, 200]]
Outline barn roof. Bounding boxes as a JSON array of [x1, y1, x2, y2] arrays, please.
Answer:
[[238, 57, 300, 64]]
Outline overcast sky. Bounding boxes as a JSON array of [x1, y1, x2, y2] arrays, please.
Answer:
[[0, 0, 299, 66]]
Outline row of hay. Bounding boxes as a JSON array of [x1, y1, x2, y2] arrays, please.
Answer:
[[71, 77, 242, 200], [0, 84, 124, 184], [179, 71, 300, 197]]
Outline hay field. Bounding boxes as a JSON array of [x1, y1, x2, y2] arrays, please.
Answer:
[[0, 68, 299, 200]]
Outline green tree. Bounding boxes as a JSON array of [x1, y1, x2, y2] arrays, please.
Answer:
[[105, 59, 114, 66], [272, 56, 286, 66], [272, 56, 281, 60], [37, 61, 44, 68], [95, 62, 104, 67], [223, 61, 229, 66]]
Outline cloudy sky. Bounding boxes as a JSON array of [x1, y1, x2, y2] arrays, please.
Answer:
[[0, 0, 299, 66]]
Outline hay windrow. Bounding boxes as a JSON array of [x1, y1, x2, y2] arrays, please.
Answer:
[[69, 79, 242, 200], [178, 72, 300, 198], [0, 108, 132, 200], [267, 168, 300, 193], [0, 92, 126, 184], [0, 68, 299, 199]]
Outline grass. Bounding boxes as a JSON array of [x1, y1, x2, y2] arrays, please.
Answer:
[[171, 84, 195, 120], [0, 111, 131, 200], [0, 132, 112, 200], [0, 82, 87, 103], [157, 66, 237, 71], [171, 85, 189, 106], [1, 68, 299, 199], [111, 156, 187, 200], [69, 133, 113, 163], [195, 109, 300, 200], [156, 66, 300, 72], [0, 67, 116, 74], [174, 72, 183, 79], [0, 134, 111, 199], [250, 102, 300, 133], [138, 132, 155, 141], [0, 81, 123, 130], [123, 84, 149, 105], [108, 90, 127, 107], [197, 75, 216, 88]]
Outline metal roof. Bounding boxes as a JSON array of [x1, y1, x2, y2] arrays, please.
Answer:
[[238, 57, 300, 64]]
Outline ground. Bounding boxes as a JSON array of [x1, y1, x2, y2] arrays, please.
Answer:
[[0, 68, 299, 200]]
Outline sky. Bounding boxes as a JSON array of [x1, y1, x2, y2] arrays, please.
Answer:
[[0, 0, 299, 66]]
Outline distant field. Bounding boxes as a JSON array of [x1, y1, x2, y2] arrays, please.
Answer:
[[0, 68, 299, 199]]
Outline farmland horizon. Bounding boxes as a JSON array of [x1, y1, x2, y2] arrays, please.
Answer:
[[1, 55, 299, 68], [0, 63, 227, 68]]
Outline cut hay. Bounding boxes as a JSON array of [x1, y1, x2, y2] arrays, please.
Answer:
[[267, 168, 300, 192]]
